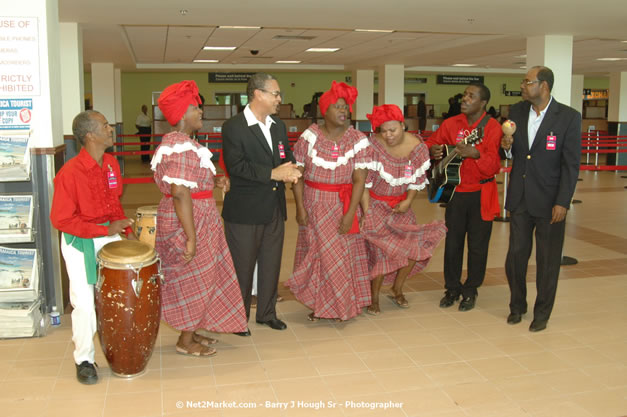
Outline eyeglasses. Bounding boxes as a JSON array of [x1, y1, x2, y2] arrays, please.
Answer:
[[259, 89, 281, 97], [521, 79, 541, 86], [330, 104, 350, 111]]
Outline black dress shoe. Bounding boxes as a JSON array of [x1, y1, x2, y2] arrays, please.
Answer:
[[75, 361, 98, 385], [529, 320, 547, 332], [234, 328, 251, 336], [256, 318, 287, 330], [507, 313, 522, 324], [459, 295, 476, 312], [439, 291, 460, 308]]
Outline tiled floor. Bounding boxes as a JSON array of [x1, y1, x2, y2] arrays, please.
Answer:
[[1, 159, 626, 417]]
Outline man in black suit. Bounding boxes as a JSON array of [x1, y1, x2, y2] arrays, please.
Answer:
[[501, 66, 581, 332], [222, 73, 301, 336]]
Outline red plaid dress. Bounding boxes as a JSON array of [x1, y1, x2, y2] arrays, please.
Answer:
[[152, 132, 246, 333], [363, 137, 447, 284], [286, 124, 371, 320]]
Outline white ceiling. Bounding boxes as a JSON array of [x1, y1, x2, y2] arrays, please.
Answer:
[[59, 0, 627, 76]]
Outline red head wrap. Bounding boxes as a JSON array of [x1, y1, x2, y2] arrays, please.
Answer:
[[366, 104, 405, 131], [158, 80, 202, 126], [318, 81, 358, 116]]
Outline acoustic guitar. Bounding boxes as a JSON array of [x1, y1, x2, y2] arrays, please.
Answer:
[[428, 129, 483, 203]]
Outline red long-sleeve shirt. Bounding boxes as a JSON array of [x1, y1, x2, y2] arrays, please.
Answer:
[[425, 112, 502, 192], [50, 148, 130, 238]]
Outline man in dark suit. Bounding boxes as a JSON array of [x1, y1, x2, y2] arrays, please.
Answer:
[[222, 73, 301, 336], [501, 66, 581, 332]]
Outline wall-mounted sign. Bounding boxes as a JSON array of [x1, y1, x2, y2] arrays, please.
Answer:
[[436, 75, 484, 85], [0, 98, 32, 130], [504, 90, 522, 97], [0, 17, 39, 96], [209, 72, 255, 83], [583, 89, 608, 100]]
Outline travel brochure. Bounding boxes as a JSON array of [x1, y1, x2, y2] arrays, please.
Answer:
[[0, 245, 39, 302], [0, 298, 42, 338], [0, 131, 31, 181], [0, 195, 34, 243]]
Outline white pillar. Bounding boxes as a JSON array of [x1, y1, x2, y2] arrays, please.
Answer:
[[91, 62, 116, 123], [608, 72, 627, 123], [59, 22, 84, 135], [352, 69, 374, 121], [378, 64, 404, 110], [570, 75, 584, 114], [114, 68, 122, 124], [526, 35, 573, 104]]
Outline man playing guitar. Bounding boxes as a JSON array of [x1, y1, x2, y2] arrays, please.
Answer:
[[425, 83, 502, 312]]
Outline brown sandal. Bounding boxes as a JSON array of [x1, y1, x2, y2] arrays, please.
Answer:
[[366, 304, 381, 315], [192, 332, 218, 346], [307, 313, 320, 322], [388, 294, 409, 308], [175, 343, 216, 357]]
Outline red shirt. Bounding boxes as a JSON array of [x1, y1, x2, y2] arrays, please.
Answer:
[[425, 112, 502, 192], [50, 148, 130, 238]]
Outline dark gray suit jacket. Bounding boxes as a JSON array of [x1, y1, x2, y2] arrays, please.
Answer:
[[221, 112, 295, 224], [504, 99, 581, 218]]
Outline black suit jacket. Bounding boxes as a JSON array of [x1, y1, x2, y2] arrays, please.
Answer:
[[221, 112, 295, 224], [504, 99, 581, 218]]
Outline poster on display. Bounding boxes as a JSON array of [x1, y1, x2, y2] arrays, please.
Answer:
[[0, 132, 31, 181], [0, 17, 40, 96], [0, 98, 33, 130], [0, 195, 33, 243], [0, 246, 39, 302]]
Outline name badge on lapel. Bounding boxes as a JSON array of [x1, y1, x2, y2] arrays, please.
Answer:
[[107, 165, 118, 189], [546, 132, 556, 151], [404, 161, 413, 178], [278, 142, 286, 159]]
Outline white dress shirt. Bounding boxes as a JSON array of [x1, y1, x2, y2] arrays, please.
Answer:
[[527, 96, 553, 149], [244, 104, 275, 153]]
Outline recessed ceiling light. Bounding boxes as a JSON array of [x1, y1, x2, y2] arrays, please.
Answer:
[[451, 64, 477, 67], [218, 26, 261, 29], [596, 57, 626, 61], [354, 29, 394, 33], [275, 60, 301, 64], [306, 48, 340, 52], [179, 9, 188, 16], [193, 59, 219, 63], [203, 46, 237, 51]]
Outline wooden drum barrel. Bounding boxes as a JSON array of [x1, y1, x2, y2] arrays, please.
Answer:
[[95, 240, 161, 378]]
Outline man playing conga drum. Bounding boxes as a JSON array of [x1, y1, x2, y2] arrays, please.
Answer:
[[51, 110, 137, 385]]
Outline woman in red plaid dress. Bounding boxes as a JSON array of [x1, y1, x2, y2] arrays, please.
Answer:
[[286, 82, 371, 321], [362, 105, 447, 315], [152, 80, 246, 357]]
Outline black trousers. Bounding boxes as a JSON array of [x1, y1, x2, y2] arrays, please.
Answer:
[[138, 126, 151, 162], [505, 200, 565, 321], [444, 191, 493, 297], [225, 206, 285, 322]]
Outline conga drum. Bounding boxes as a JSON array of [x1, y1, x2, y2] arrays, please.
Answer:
[[135, 205, 158, 247], [95, 240, 161, 378]]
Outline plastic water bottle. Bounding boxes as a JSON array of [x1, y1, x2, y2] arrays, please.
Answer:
[[50, 306, 61, 326]]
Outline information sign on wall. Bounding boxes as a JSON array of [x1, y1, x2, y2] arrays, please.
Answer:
[[0, 17, 40, 96], [209, 73, 255, 83], [436, 75, 484, 85]]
